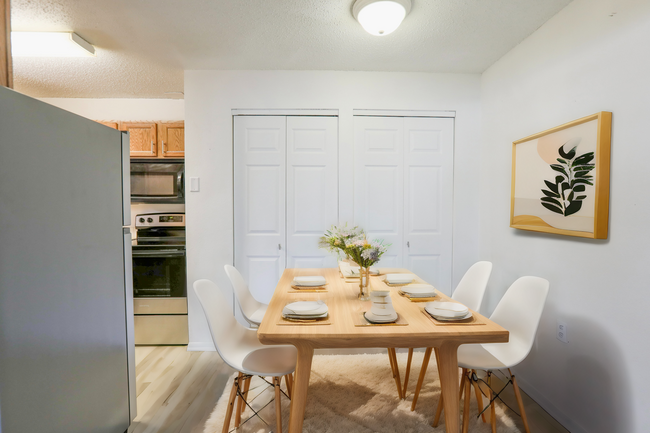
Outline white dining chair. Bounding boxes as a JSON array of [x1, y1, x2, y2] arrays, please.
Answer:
[[433, 276, 549, 433], [407, 261, 493, 406], [224, 264, 268, 328], [194, 279, 297, 433]]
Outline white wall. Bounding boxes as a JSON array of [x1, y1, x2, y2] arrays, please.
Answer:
[[184, 70, 482, 350], [479, 0, 650, 432], [38, 98, 185, 122]]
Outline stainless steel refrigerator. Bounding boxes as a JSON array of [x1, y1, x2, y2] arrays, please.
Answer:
[[0, 86, 136, 432]]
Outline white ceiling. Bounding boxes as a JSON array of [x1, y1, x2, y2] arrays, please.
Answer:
[[11, 0, 572, 99]]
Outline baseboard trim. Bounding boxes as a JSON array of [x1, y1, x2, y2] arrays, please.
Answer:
[[187, 342, 216, 352], [516, 374, 588, 433]]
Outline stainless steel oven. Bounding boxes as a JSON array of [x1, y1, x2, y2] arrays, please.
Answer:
[[132, 212, 188, 345], [130, 159, 184, 204]]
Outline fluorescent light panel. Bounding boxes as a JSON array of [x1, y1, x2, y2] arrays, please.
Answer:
[[11, 32, 95, 57]]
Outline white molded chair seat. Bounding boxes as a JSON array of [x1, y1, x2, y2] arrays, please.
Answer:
[[248, 305, 268, 326], [194, 279, 296, 433], [225, 265, 268, 327]]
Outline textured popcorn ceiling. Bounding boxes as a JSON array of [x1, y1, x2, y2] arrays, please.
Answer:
[[11, 0, 571, 98]]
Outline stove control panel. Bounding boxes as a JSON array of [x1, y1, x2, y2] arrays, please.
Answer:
[[135, 213, 185, 228]]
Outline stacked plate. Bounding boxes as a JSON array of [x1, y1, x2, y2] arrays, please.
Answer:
[[401, 284, 436, 298], [292, 276, 327, 288], [364, 291, 398, 323], [282, 301, 329, 321], [425, 301, 471, 321], [384, 274, 416, 285]]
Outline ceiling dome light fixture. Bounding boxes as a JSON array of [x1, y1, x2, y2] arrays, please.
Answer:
[[352, 0, 412, 36], [11, 32, 95, 57]]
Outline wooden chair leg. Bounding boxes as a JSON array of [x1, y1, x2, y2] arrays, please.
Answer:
[[433, 393, 444, 427], [284, 374, 293, 399], [387, 348, 403, 399], [509, 369, 531, 433], [402, 348, 414, 397], [274, 376, 282, 433], [488, 372, 496, 433], [471, 370, 486, 423], [461, 370, 471, 433], [240, 375, 251, 415], [223, 372, 242, 433], [411, 347, 432, 411], [234, 383, 243, 427], [459, 368, 468, 401]]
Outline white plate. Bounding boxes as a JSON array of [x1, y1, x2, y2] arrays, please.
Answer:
[[426, 301, 468, 314], [292, 276, 327, 286], [283, 311, 328, 320], [427, 311, 473, 321], [364, 311, 398, 323], [402, 284, 436, 296], [284, 301, 328, 315], [385, 273, 416, 284]]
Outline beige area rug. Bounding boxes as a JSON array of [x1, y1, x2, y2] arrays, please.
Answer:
[[204, 352, 524, 433]]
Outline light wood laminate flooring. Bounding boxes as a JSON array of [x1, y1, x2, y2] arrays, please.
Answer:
[[129, 346, 569, 433], [128, 346, 235, 433]]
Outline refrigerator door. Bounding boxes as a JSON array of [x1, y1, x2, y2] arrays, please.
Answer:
[[124, 228, 137, 421], [122, 132, 131, 226], [0, 87, 131, 433]]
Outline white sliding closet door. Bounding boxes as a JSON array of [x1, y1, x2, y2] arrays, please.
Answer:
[[235, 115, 338, 302], [354, 116, 454, 292], [286, 116, 338, 268], [234, 116, 286, 302], [354, 117, 404, 268], [403, 117, 454, 292]]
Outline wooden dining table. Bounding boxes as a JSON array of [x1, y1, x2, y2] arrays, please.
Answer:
[[257, 268, 509, 433]]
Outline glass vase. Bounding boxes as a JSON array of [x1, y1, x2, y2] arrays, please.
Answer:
[[358, 267, 371, 301]]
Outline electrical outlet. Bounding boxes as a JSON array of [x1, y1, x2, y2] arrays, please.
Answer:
[[557, 321, 568, 343]]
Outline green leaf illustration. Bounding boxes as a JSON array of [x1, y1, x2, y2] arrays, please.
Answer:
[[540, 146, 595, 217], [542, 189, 561, 198], [542, 202, 564, 214], [544, 180, 559, 194]]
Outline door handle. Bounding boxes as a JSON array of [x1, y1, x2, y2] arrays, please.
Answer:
[[407, 241, 410, 248], [278, 244, 282, 250], [162, 140, 166, 154], [151, 140, 154, 154]]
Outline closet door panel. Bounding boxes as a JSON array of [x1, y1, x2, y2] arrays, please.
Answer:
[[404, 117, 454, 292], [234, 116, 286, 303], [286, 116, 338, 268], [354, 116, 404, 267]]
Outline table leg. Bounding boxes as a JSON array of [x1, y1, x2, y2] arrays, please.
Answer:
[[437, 342, 461, 433], [288, 344, 314, 433]]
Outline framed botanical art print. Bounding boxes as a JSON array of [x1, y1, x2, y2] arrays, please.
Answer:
[[510, 112, 612, 239]]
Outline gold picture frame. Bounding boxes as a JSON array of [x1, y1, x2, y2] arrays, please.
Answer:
[[510, 112, 612, 239]]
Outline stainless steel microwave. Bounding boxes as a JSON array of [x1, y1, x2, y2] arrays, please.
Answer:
[[130, 159, 184, 203]]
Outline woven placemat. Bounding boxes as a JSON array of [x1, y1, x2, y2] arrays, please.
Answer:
[[288, 285, 328, 293], [420, 309, 485, 326], [398, 291, 437, 302]]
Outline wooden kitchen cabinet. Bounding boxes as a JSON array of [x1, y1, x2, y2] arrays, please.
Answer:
[[118, 121, 184, 158], [158, 122, 185, 158], [120, 122, 158, 157], [95, 121, 118, 129]]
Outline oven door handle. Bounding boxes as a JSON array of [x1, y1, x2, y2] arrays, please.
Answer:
[[132, 250, 186, 257]]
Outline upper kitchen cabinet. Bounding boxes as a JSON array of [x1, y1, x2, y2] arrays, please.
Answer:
[[159, 122, 185, 158], [95, 121, 119, 129], [120, 122, 158, 157]]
